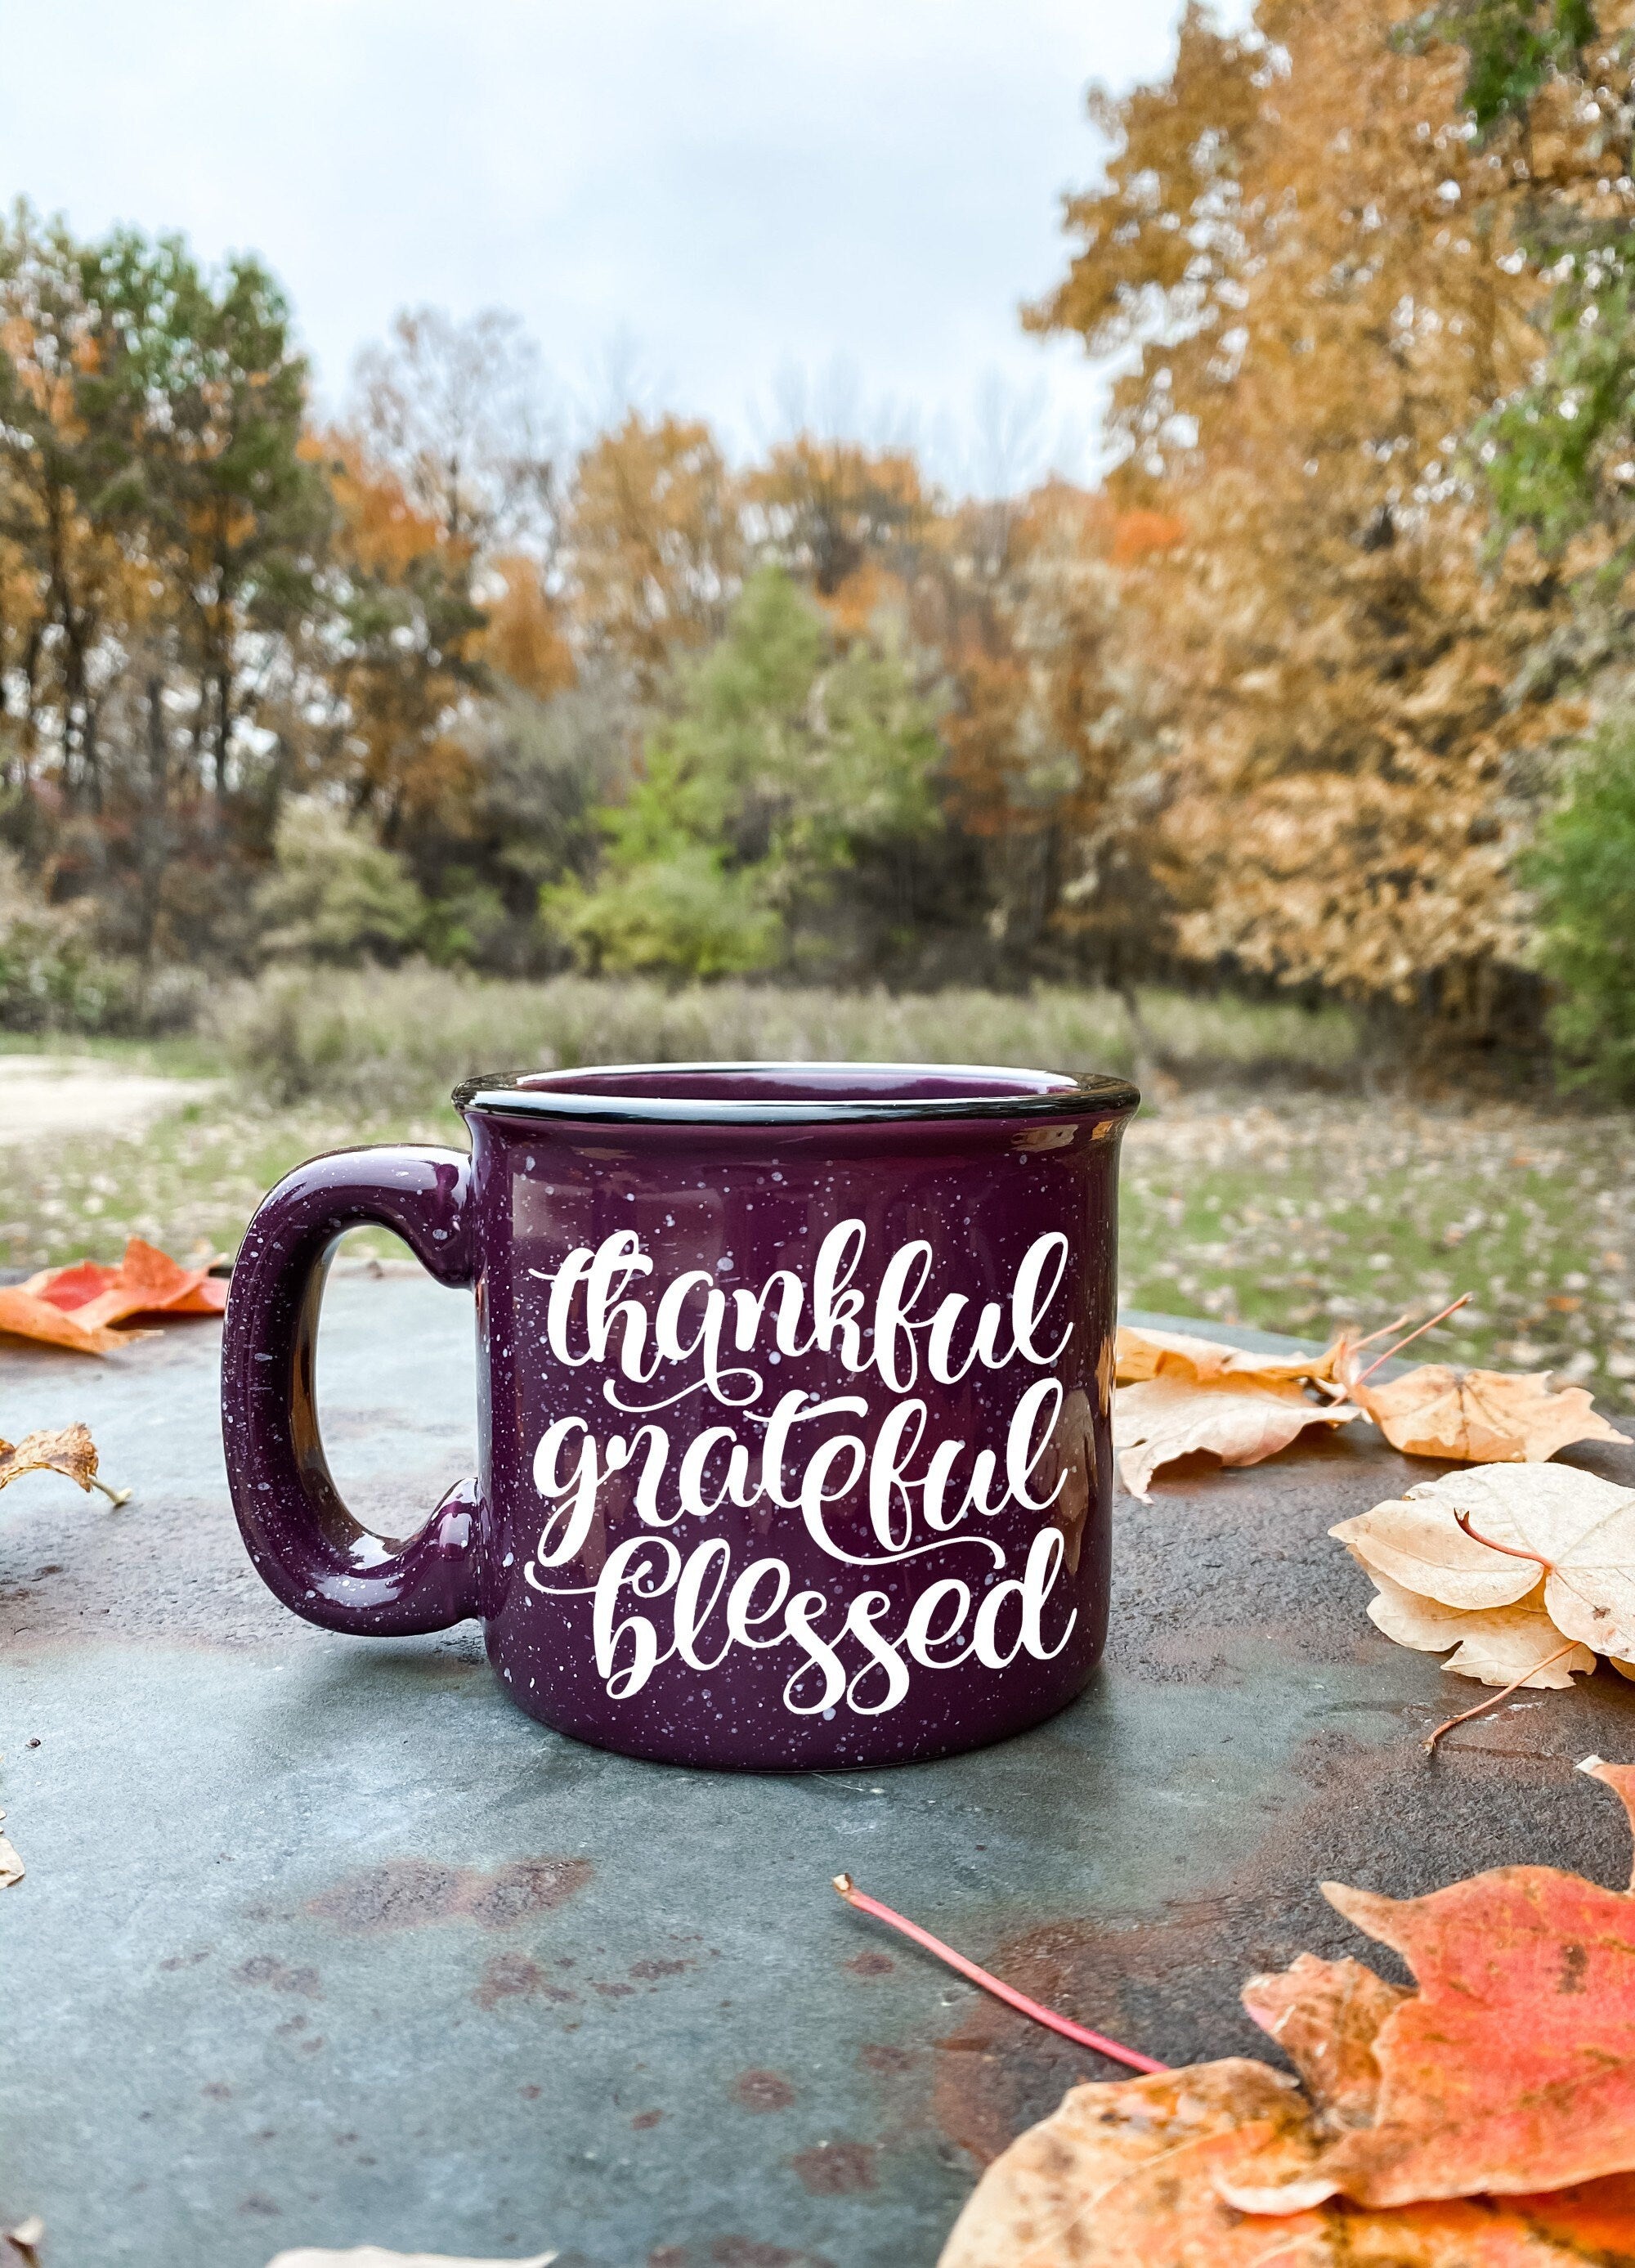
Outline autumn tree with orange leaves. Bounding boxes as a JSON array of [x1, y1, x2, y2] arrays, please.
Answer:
[[567, 412, 742, 696], [0, 203, 328, 961], [1029, 0, 1635, 1044]]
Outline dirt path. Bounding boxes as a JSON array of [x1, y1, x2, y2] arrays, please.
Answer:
[[0, 1056, 218, 1148]]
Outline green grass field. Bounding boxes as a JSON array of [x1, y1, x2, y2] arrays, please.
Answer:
[[3, 970, 1630, 1411]]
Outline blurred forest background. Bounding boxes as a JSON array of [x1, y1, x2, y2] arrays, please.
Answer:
[[7, 0, 1635, 1091], [15, 0, 1635, 1399]]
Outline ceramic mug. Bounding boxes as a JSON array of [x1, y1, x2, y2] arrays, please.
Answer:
[[221, 1061, 1139, 1769]]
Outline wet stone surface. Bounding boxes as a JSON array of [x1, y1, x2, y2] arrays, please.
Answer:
[[4, 1280, 1635, 2266]]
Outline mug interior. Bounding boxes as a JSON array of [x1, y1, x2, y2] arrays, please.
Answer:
[[452, 1060, 1140, 1123], [518, 1062, 1072, 1105]]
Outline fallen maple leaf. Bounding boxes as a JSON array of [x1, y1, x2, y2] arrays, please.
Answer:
[[1239, 1950, 1409, 2132], [0, 1287, 131, 1356], [1221, 1759, 1635, 2212], [26, 1236, 228, 1327], [1114, 1373, 1360, 1500], [0, 1831, 23, 1889], [1116, 1322, 1340, 1387], [0, 1238, 226, 1356], [1339, 1347, 1630, 1463], [1336, 1464, 1635, 1666], [1362, 1568, 1593, 1688], [936, 2055, 1635, 2265], [0, 1421, 126, 1508], [934, 1768, 1635, 2263]]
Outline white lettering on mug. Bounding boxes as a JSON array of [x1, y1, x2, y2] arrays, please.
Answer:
[[525, 1221, 1087, 1714]]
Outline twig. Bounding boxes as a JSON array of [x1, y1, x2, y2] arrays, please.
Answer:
[[831, 1874, 1167, 2075], [1350, 1293, 1472, 1392], [1424, 1643, 1579, 1753], [1454, 1506, 1551, 1572]]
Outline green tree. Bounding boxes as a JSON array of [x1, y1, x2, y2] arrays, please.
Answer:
[[92, 227, 330, 793], [1528, 717, 1635, 1091], [0, 203, 143, 812], [545, 565, 942, 978], [254, 797, 426, 964]]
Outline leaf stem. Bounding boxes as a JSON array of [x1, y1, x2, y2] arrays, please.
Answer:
[[1454, 1506, 1551, 1571], [88, 1475, 132, 1508], [1344, 1309, 1413, 1356], [1424, 1642, 1579, 1753], [1351, 1293, 1472, 1392], [831, 1874, 1167, 2075]]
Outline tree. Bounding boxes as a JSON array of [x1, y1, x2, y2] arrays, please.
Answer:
[[444, 666, 636, 973], [929, 485, 1174, 981], [315, 432, 486, 851], [744, 437, 929, 598], [567, 412, 741, 694], [0, 208, 332, 963], [254, 796, 425, 964], [1527, 713, 1635, 1091], [0, 204, 144, 814], [351, 306, 560, 560], [545, 566, 943, 978], [92, 227, 329, 796], [1028, 0, 1597, 1042]]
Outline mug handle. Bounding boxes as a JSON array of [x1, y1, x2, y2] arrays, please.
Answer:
[[222, 1145, 485, 1636]]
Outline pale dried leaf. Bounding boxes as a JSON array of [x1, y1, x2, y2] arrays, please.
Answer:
[[0, 1832, 24, 1888], [1407, 1465, 1635, 1661], [937, 2059, 1316, 2267], [1115, 1374, 1358, 1499], [0, 1422, 98, 1495], [1333, 1486, 1547, 1613], [1116, 1322, 1338, 1387], [5, 2217, 43, 2263], [1346, 1356, 1630, 1463], [1364, 1570, 1592, 1688]]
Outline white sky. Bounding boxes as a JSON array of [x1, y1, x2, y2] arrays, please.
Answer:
[[0, 2, 1245, 494]]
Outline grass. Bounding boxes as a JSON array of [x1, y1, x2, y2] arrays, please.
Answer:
[[1119, 1094, 1635, 1403], [5, 968, 1634, 1414], [0, 1094, 460, 1275], [202, 964, 1363, 1110]]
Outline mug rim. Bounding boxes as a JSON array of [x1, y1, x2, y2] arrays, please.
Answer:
[[452, 1058, 1141, 1127]]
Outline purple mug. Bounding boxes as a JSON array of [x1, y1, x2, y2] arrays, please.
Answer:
[[221, 1061, 1138, 1769]]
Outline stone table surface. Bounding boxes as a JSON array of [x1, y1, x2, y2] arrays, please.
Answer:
[[5, 1272, 1635, 2268]]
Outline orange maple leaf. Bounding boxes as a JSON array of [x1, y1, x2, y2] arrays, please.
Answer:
[[0, 1239, 227, 1355], [938, 2054, 1635, 2266], [1225, 1760, 1635, 2212], [929, 1770, 1635, 2263]]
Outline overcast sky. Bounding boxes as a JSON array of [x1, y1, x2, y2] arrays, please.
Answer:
[[0, 2, 1243, 493]]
